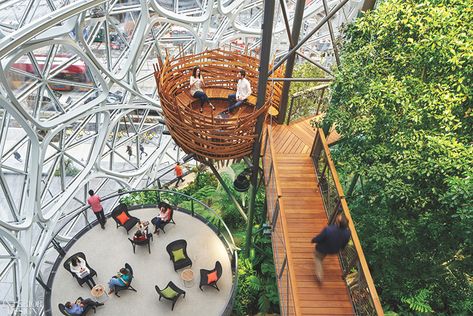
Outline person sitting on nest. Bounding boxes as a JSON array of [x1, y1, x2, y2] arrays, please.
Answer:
[[190, 66, 215, 113], [151, 202, 172, 234], [227, 69, 252, 113]]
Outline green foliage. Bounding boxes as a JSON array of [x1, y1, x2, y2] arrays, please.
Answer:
[[119, 190, 158, 206], [401, 289, 434, 314], [234, 232, 280, 315], [54, 158, 80, 177], [233, 258, 260, 316], [326, 0, 473, 314]]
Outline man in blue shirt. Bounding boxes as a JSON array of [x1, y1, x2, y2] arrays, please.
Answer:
[[64, 300, 84, 315], [311, 214, 351, 283], [64, 298, 102, 315]]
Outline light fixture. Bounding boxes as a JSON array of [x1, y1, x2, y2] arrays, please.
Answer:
[[233, 168, 252, 192]]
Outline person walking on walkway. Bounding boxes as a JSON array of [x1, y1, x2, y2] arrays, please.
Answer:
[[126, 145, 133, 160], [139, 143, 147, 158], [174, 162, 184, 188], [87, 190, 106, 229], [227, 70, 251, 113], [311, 214, 350, 283]]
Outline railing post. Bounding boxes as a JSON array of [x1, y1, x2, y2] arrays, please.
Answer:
[[51, 239, 66, 257], [35, 276, 51, 292], [271, 200, 280, 231], [286, 95, 295, 125]]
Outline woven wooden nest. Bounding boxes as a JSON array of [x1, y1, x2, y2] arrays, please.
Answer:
[[154, 49, 283, 161]]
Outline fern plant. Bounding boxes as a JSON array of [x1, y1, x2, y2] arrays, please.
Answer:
[[401, 289, 434, 314]]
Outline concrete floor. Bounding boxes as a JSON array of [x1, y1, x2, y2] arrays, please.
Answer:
[[50, 208, 234, 315]]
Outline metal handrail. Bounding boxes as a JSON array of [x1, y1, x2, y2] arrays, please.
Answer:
[[310, 128, 384, 316], [286, 83, 329, 125], [262, 126, 300, 315]]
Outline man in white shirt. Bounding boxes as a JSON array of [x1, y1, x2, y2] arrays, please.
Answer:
[[227, 70, 252, 112]]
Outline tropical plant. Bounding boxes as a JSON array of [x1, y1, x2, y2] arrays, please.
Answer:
[[54, 158, 80, 177], [326, 0, 473, 314]]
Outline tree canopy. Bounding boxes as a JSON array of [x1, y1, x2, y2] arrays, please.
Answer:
[[326, 0, 472, 314]]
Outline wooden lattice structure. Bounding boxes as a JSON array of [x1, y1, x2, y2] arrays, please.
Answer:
[[154, 49, 283, 161]]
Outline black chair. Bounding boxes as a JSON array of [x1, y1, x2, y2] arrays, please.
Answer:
[[166, 239, 192, 271], [155, 282, 186, 311], [111, 203, 140, 233], [58, 297, 98, 316], [199, 261, 223, 291], [128, 231, 153, 254], [114, 263, 137, 297], [155, 207, 176, 234], [63, 252, 97, 289]]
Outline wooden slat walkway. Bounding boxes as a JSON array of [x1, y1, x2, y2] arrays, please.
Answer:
[[269, 119, 354, 315]]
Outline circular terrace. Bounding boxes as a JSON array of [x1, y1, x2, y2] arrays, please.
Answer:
[[46, 191, 237, 316]]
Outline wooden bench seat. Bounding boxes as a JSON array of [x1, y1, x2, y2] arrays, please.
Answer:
[[176, 87, 257, 107]]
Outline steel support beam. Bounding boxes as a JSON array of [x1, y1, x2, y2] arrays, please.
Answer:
[[361, 0, 377, 12], [277, 0, 306, 124], [296, 51, 334, 76], [322, 0, 341, 66], [269, 0, 350, 76], [271, 77, 332, 82], [245, 0, 276, 257], [278, 0, 294, 47]]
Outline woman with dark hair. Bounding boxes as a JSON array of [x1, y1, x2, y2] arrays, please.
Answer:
[[190, 66, 215, 113], [151, 202, 172, 234], [69, 256, 96, 288], [108, 267, 131, 295]]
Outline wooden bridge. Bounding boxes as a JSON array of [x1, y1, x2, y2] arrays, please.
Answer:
[[262, 118, 383, 316]]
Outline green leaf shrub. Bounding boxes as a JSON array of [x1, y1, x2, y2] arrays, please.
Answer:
[[326, 0, 473, 314]]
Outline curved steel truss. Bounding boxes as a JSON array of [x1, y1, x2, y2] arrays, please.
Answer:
[[0, 0, 363, 314]]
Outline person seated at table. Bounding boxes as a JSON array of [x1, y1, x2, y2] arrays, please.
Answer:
[[108, 267, 131, 295], [151, 202, 172, 234], [64, 297, 102, 315], [69, 256, 96, 288], [133, 228, 151, 241]]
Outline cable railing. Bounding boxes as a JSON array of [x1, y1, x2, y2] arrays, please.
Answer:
[[310, 128, 384, 316], [262, 125, 299, 316], [286, 84, 330, 125], [30, 189, 237, 316]]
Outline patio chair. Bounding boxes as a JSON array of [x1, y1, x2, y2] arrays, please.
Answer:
[[166, 239, 192, 271], [155, 282, 186, 311], [111, 203, 140, 233], [63, 252, 97, 289], [199, 261, 222, 291], [114, 263, 138, 297], [128, 231, 153, 254]]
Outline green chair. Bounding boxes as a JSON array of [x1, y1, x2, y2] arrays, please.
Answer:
[[155, 282, 186, 311], [166, 239, 192, 271]]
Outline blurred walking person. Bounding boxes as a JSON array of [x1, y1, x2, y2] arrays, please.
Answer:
[[311, 214, 350, 283]]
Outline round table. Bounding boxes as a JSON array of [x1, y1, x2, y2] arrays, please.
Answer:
[[90, 284, 109, 303], [181, 269, 194, 288]]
